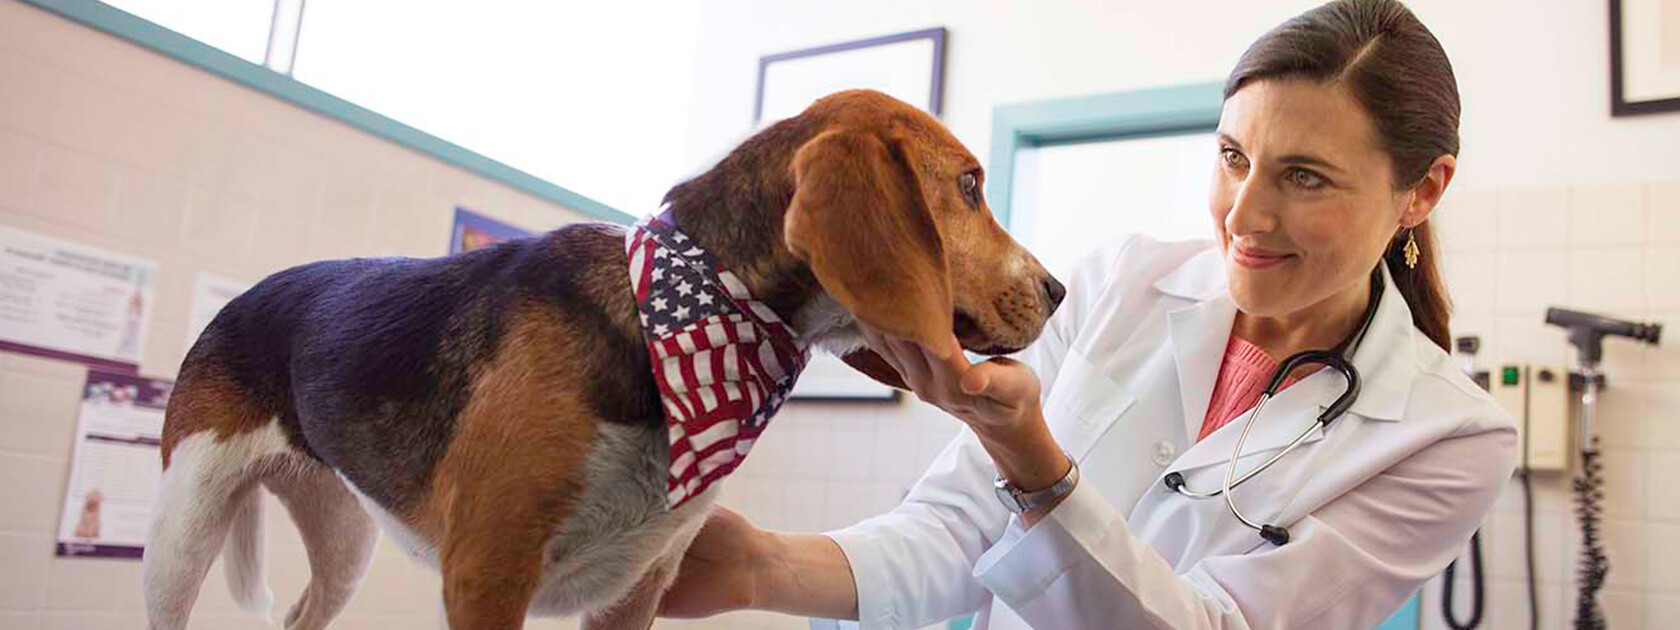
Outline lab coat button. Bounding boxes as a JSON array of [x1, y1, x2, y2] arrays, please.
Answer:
[[1152, 441, 1177, 466]]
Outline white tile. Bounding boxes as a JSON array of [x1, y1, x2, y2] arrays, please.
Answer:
[[1648, 182, 1680, 244], [1650, 594, 1680, 630], [139, 319, 188, 379], [111, 167, 186, 249], [0, 533, 50, 610], [0, 49, 58, 134], [1570, 183, 1646, 247], [825, 428, 874, 482], [1498, 187, 1570, 250], [0, 128, 43, 211], [1599, 519, 1647, 590], [43, 555, 145, 612], [0, 367, 81, 458], [1649, 522, 1680, 593], [311, 172, 379, 261], [1602, 588, 1646, 630], [823, 480, 872, 528], [33, 144, 114, 232], [780, 479, 826, 532], [1491, 314, 1571, 366], [0, 454, 66, 536], [42, 75, 132, 162], [39, 613, 144, 630], [1648, 385, 1680, 448], [1489, 578, 1565, 630], [0, 612, 39, 630], [1497, 250, 1569, 316], [1434, 188, 1498, 252], [1647, 449, 1680, 521], [1596, 379, 1656, 450], [178, 189, 257, 268], [1488, 510, 1567, 583], [1598, 449, 1645, 519], [1567, 249, 1645, 313], [1647, 247, 1680, 311], [1441, 250, 1497, 314]]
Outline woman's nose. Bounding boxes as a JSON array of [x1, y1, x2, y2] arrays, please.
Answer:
[[1223, 179, 1277, 237]]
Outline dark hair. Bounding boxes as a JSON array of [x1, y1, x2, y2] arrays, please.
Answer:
[[1225, 0, 1459, 351]]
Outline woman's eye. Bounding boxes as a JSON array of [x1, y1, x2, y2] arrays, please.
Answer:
[[958, 172, 982, 207], [1220, 148, 1248, 170], [1286, 168, 1327, 189]]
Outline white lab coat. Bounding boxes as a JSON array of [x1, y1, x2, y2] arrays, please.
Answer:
[[813, 236, 1518, 630]]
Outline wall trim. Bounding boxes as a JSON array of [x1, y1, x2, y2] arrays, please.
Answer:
[[985, 82, 1224, 229], [19, 0, 635, 225]]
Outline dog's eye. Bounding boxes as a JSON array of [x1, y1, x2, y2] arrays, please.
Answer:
[[958, 171, 982, 208]]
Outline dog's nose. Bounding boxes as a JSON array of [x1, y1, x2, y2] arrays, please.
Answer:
[[1042, 276, 1066, 311]]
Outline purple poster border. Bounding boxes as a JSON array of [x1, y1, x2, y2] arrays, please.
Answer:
[[56, 542, 143, 559], [0, 339, 138, 375]]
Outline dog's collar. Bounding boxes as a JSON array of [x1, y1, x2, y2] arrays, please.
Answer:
[[627, 210, 810, 509]]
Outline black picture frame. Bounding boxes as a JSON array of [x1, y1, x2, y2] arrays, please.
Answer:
[[754, 27, 948, 123], [1610, 0, 1680, 116]]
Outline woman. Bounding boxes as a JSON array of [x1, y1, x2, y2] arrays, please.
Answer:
[[660, 0, 1516, 627]]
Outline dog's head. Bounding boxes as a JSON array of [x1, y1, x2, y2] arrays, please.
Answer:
[[781, 90, 1064, 389]]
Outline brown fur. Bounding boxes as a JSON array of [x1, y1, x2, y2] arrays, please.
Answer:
[[426, 308, 599, 629]]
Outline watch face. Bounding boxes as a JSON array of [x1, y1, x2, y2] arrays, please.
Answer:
[[993, 483, 1025, 513]]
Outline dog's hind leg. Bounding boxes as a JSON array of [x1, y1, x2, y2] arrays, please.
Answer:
[[143, 423, 287, 630], [266, 457, 377, 630]]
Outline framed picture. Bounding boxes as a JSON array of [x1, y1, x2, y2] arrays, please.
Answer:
[[450, 206, 533, 254], [1611, 0, 1680, 116], [756, 30, 943, 402], [754, 27, 947, 123]]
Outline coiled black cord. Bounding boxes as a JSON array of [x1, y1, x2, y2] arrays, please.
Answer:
[[1441, 529, 1485, 629], [1572, 439, 1609, 630]]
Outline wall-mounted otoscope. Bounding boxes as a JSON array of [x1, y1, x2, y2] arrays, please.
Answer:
[[1544, 307, 1662, 367], [1542, 306, 1661, 630]]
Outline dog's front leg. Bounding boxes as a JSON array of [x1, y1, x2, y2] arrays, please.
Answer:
[[582, 561, 676, 630], [441, 517, 547, 630]]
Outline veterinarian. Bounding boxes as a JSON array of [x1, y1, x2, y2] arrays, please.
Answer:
[[659, 0, 1516, 627]]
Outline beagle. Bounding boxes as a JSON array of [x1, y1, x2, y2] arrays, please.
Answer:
[[142, 89, 1064, 630]]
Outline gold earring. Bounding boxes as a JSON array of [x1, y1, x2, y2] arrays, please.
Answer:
[[1402, 229, 1420, 269]]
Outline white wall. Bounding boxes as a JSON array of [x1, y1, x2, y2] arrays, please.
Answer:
[[680, 2, 1680, 629], [0, 1, 600, 628]]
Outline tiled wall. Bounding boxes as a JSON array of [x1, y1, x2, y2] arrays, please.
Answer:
[[1417, 183, 1680, 630], [0, 1, 599, 628]]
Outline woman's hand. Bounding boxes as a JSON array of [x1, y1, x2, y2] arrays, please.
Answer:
[[858, 329, 1042, 431], [660, 507, 863, 620], [658, 507, 767, 618], [861, 329, 1072, 515]]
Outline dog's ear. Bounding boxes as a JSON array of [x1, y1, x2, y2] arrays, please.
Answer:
[[840, 348, 910, 391], [785, 129, 953, 354]]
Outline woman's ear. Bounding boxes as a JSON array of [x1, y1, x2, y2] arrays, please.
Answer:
[[1401, 154, 1457, 228]]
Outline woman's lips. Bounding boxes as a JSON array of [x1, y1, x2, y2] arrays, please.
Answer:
[[1231, 244, 1294, 269]]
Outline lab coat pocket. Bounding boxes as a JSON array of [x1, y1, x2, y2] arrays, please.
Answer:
[[1044, 349, 1136, 462]]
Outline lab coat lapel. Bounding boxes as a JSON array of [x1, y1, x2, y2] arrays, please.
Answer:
[[1156, 248, 1236, 445]]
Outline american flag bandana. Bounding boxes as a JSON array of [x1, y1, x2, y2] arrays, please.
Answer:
[[626, 210, 811, 509]]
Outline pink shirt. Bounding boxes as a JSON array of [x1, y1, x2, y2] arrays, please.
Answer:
[[1197, 334, 1307, 442]]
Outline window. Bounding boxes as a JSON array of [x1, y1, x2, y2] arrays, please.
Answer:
[[291, 1, 702, 215], [100, 0, 275, 64], [1009, 132, 1218, 276]]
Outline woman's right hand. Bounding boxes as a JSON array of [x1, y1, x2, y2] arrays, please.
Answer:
[[658, 506, 769, 618]]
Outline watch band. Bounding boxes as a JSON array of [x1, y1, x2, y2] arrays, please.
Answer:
[[993, 454, 1079, 514]]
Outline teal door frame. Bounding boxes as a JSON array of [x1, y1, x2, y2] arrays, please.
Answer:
[[984, 82, 1225, 231]]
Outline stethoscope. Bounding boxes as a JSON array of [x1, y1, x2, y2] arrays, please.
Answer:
[[1161, 269, 1384, 546]]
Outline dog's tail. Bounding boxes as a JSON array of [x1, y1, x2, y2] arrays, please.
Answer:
[[223, 484, 275, 622]]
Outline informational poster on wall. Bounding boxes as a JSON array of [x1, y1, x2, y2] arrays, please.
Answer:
[[0, 225, 158, 373], [450, 206, 533, 254], [55, 369, 172, 559], [186, 273, 251, 351]]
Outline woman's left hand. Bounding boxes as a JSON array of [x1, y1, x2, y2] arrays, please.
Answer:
[[861, 328, 1072, 513], [858, 328, 1042, 432]]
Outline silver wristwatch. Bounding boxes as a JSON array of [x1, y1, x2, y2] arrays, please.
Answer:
[[993, 455, 1079, 514]]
